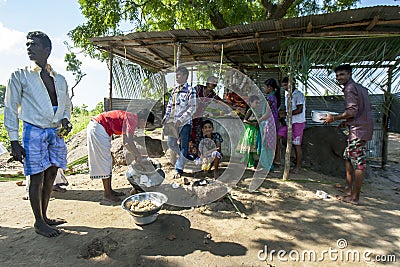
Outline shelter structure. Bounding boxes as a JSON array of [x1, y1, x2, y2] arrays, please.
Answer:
[[90, 5, 400, 169]]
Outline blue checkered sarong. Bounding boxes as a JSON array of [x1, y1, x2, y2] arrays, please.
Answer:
[[22, 107, 67, 176]]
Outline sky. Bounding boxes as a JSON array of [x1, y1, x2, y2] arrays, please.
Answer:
[[0, 0, 399, 109]]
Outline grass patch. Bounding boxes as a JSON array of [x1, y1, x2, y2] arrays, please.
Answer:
[[67, 155, 88, 169], [65, 155, 89, 175], [65, 116, 92, 140], [0, 173, 25, 182]]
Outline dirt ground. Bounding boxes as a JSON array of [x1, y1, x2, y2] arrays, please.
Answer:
[[0, 134, 399, 267]]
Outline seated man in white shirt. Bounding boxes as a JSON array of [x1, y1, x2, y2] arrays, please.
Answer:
[[4, 31, 72, 238]]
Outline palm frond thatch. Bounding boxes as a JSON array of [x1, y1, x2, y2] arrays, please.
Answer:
[[279, 36, 400, 94]]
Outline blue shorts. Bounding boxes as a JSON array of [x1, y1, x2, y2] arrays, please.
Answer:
[[22, 122, 67, 176]]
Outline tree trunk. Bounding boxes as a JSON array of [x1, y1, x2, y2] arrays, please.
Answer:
[[209, 10, 229, 29], [262, 0, 295, 20]]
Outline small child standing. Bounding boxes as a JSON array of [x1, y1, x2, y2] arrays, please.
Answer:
[[198, 119, 223, 179], [236, 95, 260, 168]]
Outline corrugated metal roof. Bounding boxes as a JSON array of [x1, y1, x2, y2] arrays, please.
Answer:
[[91, 6, 400, 71]]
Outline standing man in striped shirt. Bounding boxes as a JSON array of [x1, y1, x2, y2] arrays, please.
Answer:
[[162, 66, 197, 179], [4, 31, 72, 237]]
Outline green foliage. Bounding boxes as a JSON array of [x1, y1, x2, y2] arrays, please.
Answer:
[[66, 114, 91, 139], [0, 113, 22, 150], [65, 52, 85, 83], [285, 0, 359, 17], [64, 45, 87, 108], [72, 104, 89, 116], [0, 114, 10, 149], [0, 85, 5, 107], [65, 102, 105, 139], [91, 102, 104, 115], [70, 0, 360, 59]]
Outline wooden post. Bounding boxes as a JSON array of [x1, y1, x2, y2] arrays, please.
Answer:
[[381, 67, 392, 169], [109, 51, 114, 111], [169, 42, 183, 165], [176, 42, 182, 68], [283, 74, 293, 181]]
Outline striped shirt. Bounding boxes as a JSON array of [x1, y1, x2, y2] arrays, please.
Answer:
[[4, 63, 71, 141], [163, 82, 197, 125]]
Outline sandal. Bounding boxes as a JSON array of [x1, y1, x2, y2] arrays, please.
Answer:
[[173, 172, 182, 179], [52, 186, 67, 193]]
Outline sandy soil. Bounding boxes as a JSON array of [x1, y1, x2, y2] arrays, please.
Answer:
[[0, 134, 399, 267]]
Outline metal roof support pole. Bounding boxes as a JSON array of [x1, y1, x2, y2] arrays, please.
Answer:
[[381, 66, 393, 169]]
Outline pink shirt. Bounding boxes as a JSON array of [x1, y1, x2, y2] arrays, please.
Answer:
[[343, 79, 373, 141]]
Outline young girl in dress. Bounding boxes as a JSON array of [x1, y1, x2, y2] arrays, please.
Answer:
[[236, 95, 260, 168]]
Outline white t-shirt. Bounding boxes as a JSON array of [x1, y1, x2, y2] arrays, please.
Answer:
[[285, 89, 306, 124]]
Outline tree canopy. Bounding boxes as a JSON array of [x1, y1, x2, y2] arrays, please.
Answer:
[[70, 0, 359, 58]]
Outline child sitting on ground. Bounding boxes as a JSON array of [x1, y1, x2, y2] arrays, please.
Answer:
[[187, 140, 199, 161], [197, 119, 223, 179]]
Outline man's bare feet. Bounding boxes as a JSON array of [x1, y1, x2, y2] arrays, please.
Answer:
[[103, 194, 121, 203], [290, 168, 301, 174], [337, 186, 351, 196], [335, 195, 359, 205], [111, 190, 125, 197], [335, 184, 352, 195], [45, 218, 67, 226], [34, 221, 61, 237]]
